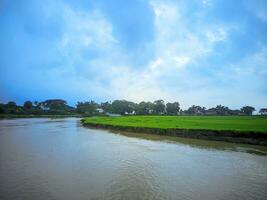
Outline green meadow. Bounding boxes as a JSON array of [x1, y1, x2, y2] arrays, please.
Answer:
[[83, 115, 267, 133]]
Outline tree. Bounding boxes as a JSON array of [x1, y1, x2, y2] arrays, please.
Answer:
[[33, 101, 42, 109], [23, 101, 33, 110], [136, 101, 154, 115], [76, 101, 98, 115], [228, 109, 242, 115], [30, 101, 43, 114], [153, 100, 165, 114], [42, 99, 67, 110], [215, 105, 230, 115], [6, 101, 18, 114], [205, 107, 217, 115], [185, 105, 206, 115], [166, 102, 180, 115], [111, 100, 135, 115], [241, 106, 255, 115], [7, 101, 17, 108], [40, 99, 73, 114], [100, 101, 113, 113], [0, 103, 5, 113]]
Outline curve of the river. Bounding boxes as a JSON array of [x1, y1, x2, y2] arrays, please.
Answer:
[[0, 118, 266, 200]]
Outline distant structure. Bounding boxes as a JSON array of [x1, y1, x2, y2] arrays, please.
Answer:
[[96, 108, 104, 113], [106, 112, 121, 117], [259, 108, 267, 115]]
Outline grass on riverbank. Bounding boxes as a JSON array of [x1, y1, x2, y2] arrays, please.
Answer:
[[82, 115, 267, 133]]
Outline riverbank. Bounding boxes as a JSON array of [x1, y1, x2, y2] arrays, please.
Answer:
[[82, 116, 267, 146]]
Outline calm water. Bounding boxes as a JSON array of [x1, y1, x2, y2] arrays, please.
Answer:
[[0, 118, 267, 200]]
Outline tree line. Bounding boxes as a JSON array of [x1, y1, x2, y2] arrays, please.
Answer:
[[0, 99, 266, 116]]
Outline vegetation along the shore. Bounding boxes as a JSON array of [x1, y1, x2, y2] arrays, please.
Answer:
[[82, 116, 267, 133], [1, 99, 267, 118], [82, 116, 267, 145]]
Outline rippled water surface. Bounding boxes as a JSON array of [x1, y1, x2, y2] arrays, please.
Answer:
[[0, 118, 267, 200]]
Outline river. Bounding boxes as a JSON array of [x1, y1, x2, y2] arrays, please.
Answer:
[[0, 118, 266, 200]]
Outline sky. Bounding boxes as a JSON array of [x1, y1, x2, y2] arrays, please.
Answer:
[[0, 0, 267, 109]]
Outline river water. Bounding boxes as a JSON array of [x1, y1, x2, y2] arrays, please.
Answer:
[[0, 118, 266, 200]]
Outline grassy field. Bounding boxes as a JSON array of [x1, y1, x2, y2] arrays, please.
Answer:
[[83, 115, 267, 133]]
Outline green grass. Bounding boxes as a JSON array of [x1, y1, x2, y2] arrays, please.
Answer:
[[83, 115, 267, 133]]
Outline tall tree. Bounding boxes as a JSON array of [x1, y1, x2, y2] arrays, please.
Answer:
[[186, 105, 206, 115], [166, 102, 180, 115], [136, 101, 154, 115], [0, 103, 6, 113], [76, 101, 98, 115], [23, 101, 33, 110], [153, 100, 165, 114], [215, 105, 230, 115], [6, 101, 18, 114], [33, 101, 42, 109], [100, 101, 113, 113], [7, 101, 17, 108], [111, 100, 135, 115], [241, 106, 255, 115], [42, 99, 67, 110]]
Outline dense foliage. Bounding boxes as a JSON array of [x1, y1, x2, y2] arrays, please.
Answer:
[[0, 99, 266, 116]]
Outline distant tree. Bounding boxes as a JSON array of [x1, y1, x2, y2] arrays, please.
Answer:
[[241, 106, 255, 115], [6, 101, 18, 114], [30, 101, 43, 114], [153, 100, 165, 114], [215, 105, 230, 115], [42, 99, 68, 111], [33, 101, 42, 109], [259, 108, 267, 115], [100, 101, 113, 113], [1, 98, 261, 118], [228, 109, 242, 116], [0, 103, 5, 113], [40, 99, 73, 114], [23, 101, 33, 110], [111, 100, 135, 115], [205, 107, 217, 115], [136, 101, 154, 115], [76, 101, 98, 115], [185, 105, 206, 115], [7, 101, 17, 108], [166, 102, 180, 115]]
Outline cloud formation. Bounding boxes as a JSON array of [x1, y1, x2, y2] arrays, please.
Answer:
[[0, 0, 266, 109]]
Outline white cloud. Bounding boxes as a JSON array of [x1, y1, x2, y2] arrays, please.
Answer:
[[205, 27, 228, 42], [173, 55, 191, 66], [2, 0, 266, 109], [58, 5, 118, 58], [79, 0, 232, 104], [53, 0, 233, 104], [244, 0, 267, 22], [40, 0, 266, 109], [202, 0, 213, 7], [230, 47, 267, 76], [203, 47, 267, 109], [107, 0, 230, 103]]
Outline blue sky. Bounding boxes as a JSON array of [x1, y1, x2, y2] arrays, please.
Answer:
[[0, 0, 267, 109]]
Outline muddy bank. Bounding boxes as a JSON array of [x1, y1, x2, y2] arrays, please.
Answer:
[[81, 121, 267, 146]]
